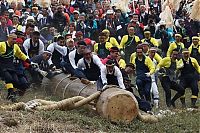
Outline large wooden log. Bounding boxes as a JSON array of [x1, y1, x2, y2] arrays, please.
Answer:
[[41, 73, 139, 123]]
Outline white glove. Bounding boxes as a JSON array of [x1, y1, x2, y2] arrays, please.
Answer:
[[145, 72, 151, 77], [38, 70, 48, 77], [54, 69, 62, 74], [120, 51, 125, 56], [102, 85, 108, 91], [118, 36, 121, 41], [31, 62, 39, 69], [90, 81, 96, 85], [51, 66, 56, 71]]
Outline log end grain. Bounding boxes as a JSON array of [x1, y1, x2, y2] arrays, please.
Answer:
[[96, 87, 139, 123]]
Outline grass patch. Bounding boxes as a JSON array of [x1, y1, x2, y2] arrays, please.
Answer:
[[0, 81, 200, 132]]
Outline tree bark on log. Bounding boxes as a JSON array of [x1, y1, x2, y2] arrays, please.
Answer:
[[41, 73, 139, 123]]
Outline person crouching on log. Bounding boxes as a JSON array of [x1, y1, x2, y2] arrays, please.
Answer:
[[0, 34, 31, 102], [63, 41, 86, 78], [28, 51, 52, 84], [97, 59, 126, 91], [75, 48, 104, 84], [178, 49, 200, 108]]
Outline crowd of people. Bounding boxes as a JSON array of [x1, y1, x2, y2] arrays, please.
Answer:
[[0, 0, 200, 112]]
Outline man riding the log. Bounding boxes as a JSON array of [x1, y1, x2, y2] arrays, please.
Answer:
[[97, 59, 125, 91], [76, 48, 103, 82], [47, 36, 67, 70], [29, 50, 54, 84], [61, 38, 76, 73]]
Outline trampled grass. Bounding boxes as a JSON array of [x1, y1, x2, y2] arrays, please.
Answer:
[[0, 81, 199, 132]]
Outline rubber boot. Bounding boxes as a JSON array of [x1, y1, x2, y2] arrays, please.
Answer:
[[6, 89, 12, 99], [166, 98, 171, 108], [7, 88, 17, 103], [171, 93, 183, 108], [180, 98, 186, 108], [191, 98, 198, 108]]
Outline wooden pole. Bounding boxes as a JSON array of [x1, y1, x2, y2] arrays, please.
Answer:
[[41, 73, 139, 123]]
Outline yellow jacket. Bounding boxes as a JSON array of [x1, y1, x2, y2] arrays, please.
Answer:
[[167, 42, 185, 57], [120, 35, 140, 49], [119, 58, 126, 69], [141, 37, 159, 47], [188, 43, 200, 54], [130, 53, 155, 74], [156, 57, 179, 71], [0, 42, 27, 61], [132, 52, 162, 64], [177, 57, 200, 73], [154, 53, 162, 63], [94, 42, 113, 54], [107, 37, 120, 48]]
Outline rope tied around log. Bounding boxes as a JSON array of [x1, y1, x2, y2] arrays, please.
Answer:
[[0, 91, 101, 112], [0, 84, 176, 123], [54, 74, 71, 94], [62, 78, 79, 99], [78, 83, 94, 96]]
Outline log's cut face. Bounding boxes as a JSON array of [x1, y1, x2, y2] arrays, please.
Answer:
[[96, 88, 139, 123]]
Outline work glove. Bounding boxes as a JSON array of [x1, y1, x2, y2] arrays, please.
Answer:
[[49, 64, 56, 71], [31, 62, 39, 69], [120, 50, 125, 56], [145, 72, 151, 77], [90, 81, 96, 85], [38, 69, 48, 77], [101, 83, 108, 92]]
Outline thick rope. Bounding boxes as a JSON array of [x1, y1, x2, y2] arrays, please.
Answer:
[[74, 91, 101, 108], [35, 96, 85, 111]]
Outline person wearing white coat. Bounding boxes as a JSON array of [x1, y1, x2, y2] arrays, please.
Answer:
[[148, 47, 160, 108]]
